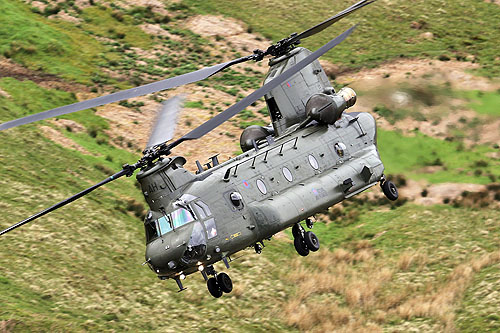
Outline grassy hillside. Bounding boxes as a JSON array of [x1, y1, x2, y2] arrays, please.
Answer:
[[184, 0, 500, 77], [1, 0, 499, 332]]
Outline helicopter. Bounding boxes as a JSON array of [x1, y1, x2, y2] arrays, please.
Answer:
[[0, 0, 399, 298]]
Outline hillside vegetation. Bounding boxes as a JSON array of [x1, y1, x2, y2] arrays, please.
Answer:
[[1, 0, 499, 332], [185, 0, 500, 77]]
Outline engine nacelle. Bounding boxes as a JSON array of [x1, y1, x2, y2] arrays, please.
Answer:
[[305, 87, 357, 125], [240, 125, 275, 152]]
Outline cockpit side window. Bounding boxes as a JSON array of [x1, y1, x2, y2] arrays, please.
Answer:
[[145, 219, 159, 243]]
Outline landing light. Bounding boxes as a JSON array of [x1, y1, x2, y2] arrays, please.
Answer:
[[180, 274, 186, 280], [198, 265, 204, 272]]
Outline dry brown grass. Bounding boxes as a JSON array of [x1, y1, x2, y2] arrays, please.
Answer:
[[397, 250, 429, 271], [281, 245, 500, 332], [395, 251, 500, 332], [0, 320, 17, 333]]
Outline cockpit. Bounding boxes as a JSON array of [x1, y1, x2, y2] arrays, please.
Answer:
[[144, 195, 217, 268], [144, 207, 196, 243], [144, 194, 217, 266]]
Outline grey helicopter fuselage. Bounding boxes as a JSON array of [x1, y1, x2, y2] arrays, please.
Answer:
[[138, 47, 385, 281]]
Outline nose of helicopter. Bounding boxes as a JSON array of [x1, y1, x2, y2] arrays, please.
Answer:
[[145, 225, 192, 275], [145, 221, 208, 276]]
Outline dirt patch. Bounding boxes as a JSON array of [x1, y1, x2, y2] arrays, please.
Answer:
[[337, 59, 500, 92], [116, 0, 169, 15], [397, 179, 493, 206], [334, 58, 500, 145], [49, 119, 86, 133], [187, 15, 245, 37], [140, 24, 182, 40], [48, 11, 82, 24], [485, 0, 500, 5], [0, 58, 87, 93], [95, 97, 158, 151], [186, 15, 269, 71], [39, 125, 92, 155], [0, 319, 18, 332], [0, 87, 11, 98]]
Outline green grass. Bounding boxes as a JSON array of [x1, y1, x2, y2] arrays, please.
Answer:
[[1, 1, 499, 331], [378, 129, 499, 184], [80, 6, 155, 50], [183, 0, 500, 77], [0, 77, 294, 332], [459, 90, 500, 116], [0, 1, 109, 84]]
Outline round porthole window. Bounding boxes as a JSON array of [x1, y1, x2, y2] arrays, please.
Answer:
[[308, 154, 319, 170], [282, 167, 293, 182], [256, 179, 267, 195], [334, 142, 347, 157]]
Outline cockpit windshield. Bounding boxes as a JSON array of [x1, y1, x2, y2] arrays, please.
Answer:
[[144, 207, 196, 243]]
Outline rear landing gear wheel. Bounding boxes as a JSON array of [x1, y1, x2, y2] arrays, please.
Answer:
[[294, 236, 310, 256], [207, 277, 222, 298], [381, 180, 398, 201], [216, 272, 233, 293], [304, 231, 320, 252]]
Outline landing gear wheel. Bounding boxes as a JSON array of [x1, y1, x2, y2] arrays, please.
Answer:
[[381, 180, 399, 201], [304, 231, 320, 252], [294, 236, 310, 256], [216, 272, 233, 293], [207, 277, 222, 298], [292, 223, 303, 239]]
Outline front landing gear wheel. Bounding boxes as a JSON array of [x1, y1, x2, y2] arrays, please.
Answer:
[[207, 277, 222, 298], [294, 236, 310, 256], [216, 272, 233, 293], [381, 180, 399, 201], [292, 223, 302, 239], [304, 231, 320, 252]]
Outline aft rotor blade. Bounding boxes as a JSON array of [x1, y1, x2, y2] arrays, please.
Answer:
[[0, 57, 252, 132], [146, 96, 184, 150], [168, 25, 357, 150], [290, 0, 374, 43], [0, 168, 130, 236]]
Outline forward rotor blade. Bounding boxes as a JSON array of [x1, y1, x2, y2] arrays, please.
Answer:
[[0, 169, 130, 236], [0, 56, 252, 132], [167, 25, 356, 150], [290, 0, 374, 43], [146, 96, 184, 150]]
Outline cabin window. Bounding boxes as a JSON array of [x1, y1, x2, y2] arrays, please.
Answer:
[[193, 202, 207, 219], [194, 200, 211, 219], [334, 142, 347, 157], [308, 154, 319, 170], [256, 179, 267, 194], [282, 167, 293, 182], [205, 218, 217, 239]]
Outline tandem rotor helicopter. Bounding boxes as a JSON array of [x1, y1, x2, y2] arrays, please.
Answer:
[[0, 0, 399, 298]]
